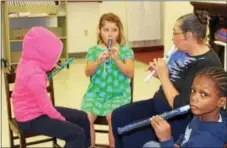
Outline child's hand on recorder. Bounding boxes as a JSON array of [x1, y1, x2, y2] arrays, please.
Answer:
[[55, 64, 61, 69], [49, 64, 60, 73], [110, 46, 120, 62], [151, 115, 172, 142], [96, 51, 110, 65]]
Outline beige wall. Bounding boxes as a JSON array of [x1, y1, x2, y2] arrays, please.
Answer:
[[99, 1, 128, 36], [67, 1, 162, 53], [67, 2, 129, 53], [0, 2, 2, 147], [0, 2, 3, 59], [163, 2, 193, 53], [67, 1, 131, 53], [4, 1, 225, 54], [67, 3, 100, 53], [67, 1, 196, 53]]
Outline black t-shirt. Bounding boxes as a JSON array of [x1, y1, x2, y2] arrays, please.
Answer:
[[154, 49, 222, 109]]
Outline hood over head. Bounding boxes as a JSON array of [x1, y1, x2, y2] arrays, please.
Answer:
[[22, 26, 63, 71]]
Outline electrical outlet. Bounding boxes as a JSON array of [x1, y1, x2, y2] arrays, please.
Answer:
[[84, 29, 88, 36]]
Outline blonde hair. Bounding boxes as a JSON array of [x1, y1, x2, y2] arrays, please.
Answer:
[[97, 13, 126, 46]]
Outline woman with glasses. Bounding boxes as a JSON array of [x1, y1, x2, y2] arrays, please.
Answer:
[[111, 12, 223, 148]]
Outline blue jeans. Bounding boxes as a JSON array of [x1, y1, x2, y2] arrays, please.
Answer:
[[17, 107, 90, 148]]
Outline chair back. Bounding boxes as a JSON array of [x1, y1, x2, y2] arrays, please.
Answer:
[[130, 77, 134, 102], [4, 71, 55, 120]]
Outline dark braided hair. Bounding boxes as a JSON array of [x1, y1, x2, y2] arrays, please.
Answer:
[[197, 67, 227, 97], [197, 67, 227, 110], [197, 67, 227, 99]]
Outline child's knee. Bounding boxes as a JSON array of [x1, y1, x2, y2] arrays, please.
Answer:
[[87, 112, 97, 123], [77, 111, 90, 124], [82, 111, 89, 120], [106, 113, 112, 122]]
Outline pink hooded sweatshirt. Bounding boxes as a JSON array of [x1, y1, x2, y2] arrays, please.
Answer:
[[12, 27, 65, 122]]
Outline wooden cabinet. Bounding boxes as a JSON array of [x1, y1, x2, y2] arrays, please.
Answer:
[[191, 2, 227, 70]]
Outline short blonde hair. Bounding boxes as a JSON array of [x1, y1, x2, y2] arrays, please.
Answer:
[[97, 13, 126, 46]]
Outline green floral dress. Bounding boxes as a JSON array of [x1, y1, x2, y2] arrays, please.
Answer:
[[81, 45, 134, 116]]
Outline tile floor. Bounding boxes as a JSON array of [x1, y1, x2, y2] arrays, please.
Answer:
[[1, 58, 160, 147]]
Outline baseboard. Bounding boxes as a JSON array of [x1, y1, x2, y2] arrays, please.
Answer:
[[68, 45, 164, 57], [132, 45, 164, 53], [69, 52, 87, 58]]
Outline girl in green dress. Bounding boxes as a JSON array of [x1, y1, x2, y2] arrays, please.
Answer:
[[81, 12, 134, 148]]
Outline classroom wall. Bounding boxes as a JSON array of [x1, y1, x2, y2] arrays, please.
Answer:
[[67, 1, 162, 53], [163, 2, 193, 53], [2, 1, 225, 55], [0, 2, 2, 146], [0, 3, 2, 66], [1, 1, 162, 60], [67, 3, 100, 53], [67, 2, 130, 53]]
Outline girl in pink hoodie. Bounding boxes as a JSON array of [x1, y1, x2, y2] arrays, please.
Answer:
[[12, 26, 90, 148]]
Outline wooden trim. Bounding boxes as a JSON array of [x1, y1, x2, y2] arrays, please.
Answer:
[[190, 2, 227, 17], [67, 0, 102, 2], [68, 45, 164, 57], [132, 45, 164, 53], [69, 52, 86, 58]]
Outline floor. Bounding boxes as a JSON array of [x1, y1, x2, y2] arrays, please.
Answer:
[[1, 58, 161, 147]]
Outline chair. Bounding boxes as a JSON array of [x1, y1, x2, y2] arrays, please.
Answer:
[[4, 71, 61, 148], [94, 78, 134, 147]]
